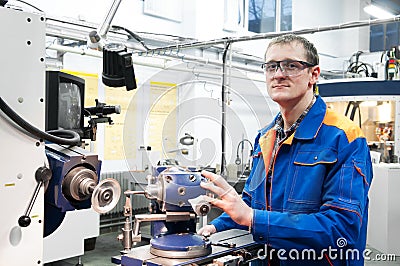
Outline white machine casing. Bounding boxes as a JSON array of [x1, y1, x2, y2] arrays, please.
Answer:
[[0, 8, 46, 265]]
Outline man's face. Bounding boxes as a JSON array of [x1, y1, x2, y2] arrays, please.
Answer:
[[264, 42, 319, 106]]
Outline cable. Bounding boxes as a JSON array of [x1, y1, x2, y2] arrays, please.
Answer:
[[12, 0, 43, 12], [235, 139, 254, 160], [136, 31, 196, 41], [344, 101, 361, 128], [112, 25, 149, 51], [346, 51, 376, 77], [0, 97, 80, 146], [235, 139, 254, 178]]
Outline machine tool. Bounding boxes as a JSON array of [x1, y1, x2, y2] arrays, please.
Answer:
[[43, 144, 122, 263], [0, 7, 48, 265], [0, 7, 123, 264], [118, 166, 212, 258], [44, 144, 121, 237], [111, 166, 263, 266]]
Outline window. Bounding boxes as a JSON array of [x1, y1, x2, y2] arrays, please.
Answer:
[[370, 23, 400, 52], [368, 0, 400, 52], [248, 0, 292, 33], [224, 0, 245, 31], [280, 0, 292, 31]]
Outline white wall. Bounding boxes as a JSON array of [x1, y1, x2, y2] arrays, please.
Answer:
[[27, 0, 192, 37], [292, 0, 370, 58]]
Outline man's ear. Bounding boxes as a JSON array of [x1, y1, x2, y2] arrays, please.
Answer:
[[309, 66, 320, 87]]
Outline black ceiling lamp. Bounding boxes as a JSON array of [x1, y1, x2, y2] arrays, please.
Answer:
[[102, 43, 137, 91]]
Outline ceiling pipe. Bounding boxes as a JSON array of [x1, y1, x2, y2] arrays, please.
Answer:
[[142, 15, 400, 54]]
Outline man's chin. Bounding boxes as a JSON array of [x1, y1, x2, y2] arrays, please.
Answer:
[[270, 93, 290, 103]]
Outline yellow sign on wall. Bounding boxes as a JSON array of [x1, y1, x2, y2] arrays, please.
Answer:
[[104, 86, 137, 160], [148, 81, 177, 154]]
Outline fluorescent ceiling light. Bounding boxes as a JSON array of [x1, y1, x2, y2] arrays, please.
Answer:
[[364, 4, 395, 19]]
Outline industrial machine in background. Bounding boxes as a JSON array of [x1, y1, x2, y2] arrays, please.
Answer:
[[344, 46, 400, 81], [0, 7, 123, 265], [385, 46, 399, 80], [318, 79, 400, 163], [0, 8, 47, 265]]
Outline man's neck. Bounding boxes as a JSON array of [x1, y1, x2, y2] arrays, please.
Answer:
[[280, 94, 314, 131]]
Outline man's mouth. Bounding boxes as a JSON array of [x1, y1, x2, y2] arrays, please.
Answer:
[[272, 84, 289, 89]]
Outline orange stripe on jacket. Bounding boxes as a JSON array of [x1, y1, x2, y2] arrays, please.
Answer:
[[259, 129, 276, 176], [323, 108, 365, 143]]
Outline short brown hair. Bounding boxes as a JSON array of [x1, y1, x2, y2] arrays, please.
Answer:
[[265, 34, 319, 65]]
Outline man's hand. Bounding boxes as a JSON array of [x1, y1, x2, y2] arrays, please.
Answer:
[[197, 224, 217, 237], [200, 170, 253, 227]]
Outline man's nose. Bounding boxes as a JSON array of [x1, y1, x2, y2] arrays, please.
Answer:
[[273, 65, 285, 78]]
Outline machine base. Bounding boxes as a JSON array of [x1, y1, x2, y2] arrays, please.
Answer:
[[150, 233, 211, 258], [113, 229, 263, 266]]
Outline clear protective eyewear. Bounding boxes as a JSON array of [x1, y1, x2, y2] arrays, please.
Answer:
[[261, 60, 317, 77]]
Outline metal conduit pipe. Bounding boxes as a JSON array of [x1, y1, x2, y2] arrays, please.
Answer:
[[46, 44, 266, 83], [45, 15, 400, 67], [45, 15, 400, 66], [145, 16, 400, 53], [47, 43, 263, 73], [220, 42, 231, 176]]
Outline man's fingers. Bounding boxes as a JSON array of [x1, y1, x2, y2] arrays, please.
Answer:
[[202, 195, 223, 209], [201, 170, 230, 190], [200, 182, 225, 197], [197, 224, 216, 236]]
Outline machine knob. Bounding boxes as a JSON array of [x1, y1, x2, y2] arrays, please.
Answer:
[[35, 166, 52, 183], [198, 204, 210, 216], [18, 215, 31, 227], [189, 196, 211, 216]]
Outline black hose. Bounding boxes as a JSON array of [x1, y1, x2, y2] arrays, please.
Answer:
[[0, 97, 80, 146], [112, 25, 149, 51], [236, 139, 254, 158]]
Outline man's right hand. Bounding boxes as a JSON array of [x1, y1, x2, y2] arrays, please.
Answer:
[[197, 224, 217, 237]]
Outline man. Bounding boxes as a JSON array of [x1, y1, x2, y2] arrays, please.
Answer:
[[199, 34, 373, 265]]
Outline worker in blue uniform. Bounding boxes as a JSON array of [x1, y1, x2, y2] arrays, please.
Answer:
[[199, 34, 373, 265]]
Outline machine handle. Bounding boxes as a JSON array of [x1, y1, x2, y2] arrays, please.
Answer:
[[18, 166, 52, 227]]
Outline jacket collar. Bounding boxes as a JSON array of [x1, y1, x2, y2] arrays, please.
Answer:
[[258, 95, 326, 141], [294, 95, 326, 140]]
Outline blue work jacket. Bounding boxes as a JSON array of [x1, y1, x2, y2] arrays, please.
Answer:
[[211, 95, 373, 265]]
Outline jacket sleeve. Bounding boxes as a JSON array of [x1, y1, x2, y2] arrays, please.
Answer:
[[251, 137, 373, 251]]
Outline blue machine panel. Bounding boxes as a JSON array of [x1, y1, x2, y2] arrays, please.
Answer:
[[318, 80, 400, 97]]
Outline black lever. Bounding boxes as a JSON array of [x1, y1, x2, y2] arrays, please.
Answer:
[[211, 242, 236, 248], [18, 166, 52, 227]]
